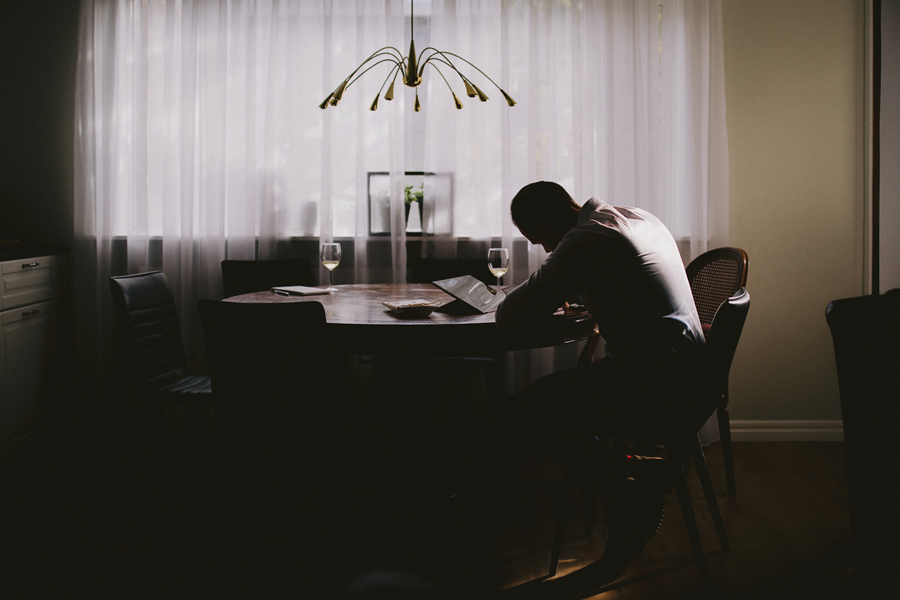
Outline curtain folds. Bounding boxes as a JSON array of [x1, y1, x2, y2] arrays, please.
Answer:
[[75, 0, 728, 424]]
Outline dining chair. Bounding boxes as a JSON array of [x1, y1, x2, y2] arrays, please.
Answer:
[[826, 288, 900, 569], [196, 299, 334, 458], [407, 257, 504, 399], [196, 299, 352, 563], [408, 257, 495, 286], [109, 271, 214, 428], [549, 288, 750, 582], [221, 258, 314, 298], [685, 247, 748, 496]]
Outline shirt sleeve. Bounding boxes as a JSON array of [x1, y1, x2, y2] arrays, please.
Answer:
[[495, 230, 590, 331]]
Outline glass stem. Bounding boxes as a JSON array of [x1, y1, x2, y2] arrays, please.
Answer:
[[330, 270, 334, 290]]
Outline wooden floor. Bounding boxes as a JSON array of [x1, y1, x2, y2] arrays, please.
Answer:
[[484, 441, 864, 600], [2, 421, 892, 599]]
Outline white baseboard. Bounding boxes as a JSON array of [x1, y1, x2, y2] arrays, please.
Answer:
[[728, 420, 844, 442]]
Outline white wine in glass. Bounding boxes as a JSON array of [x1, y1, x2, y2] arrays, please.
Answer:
[[487, 248, 510, 295], [320, 243, 341, 292]]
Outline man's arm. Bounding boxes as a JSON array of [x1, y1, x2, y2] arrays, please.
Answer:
[[495, 232, 588, 331]]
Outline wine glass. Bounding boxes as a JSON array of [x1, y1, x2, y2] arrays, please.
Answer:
[[487, 248, 510, 295], [320, 243, 341, 292]]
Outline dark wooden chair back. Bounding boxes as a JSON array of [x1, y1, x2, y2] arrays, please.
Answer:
[[221, 258, 314, 298], [408, 258, 495, 285], [685, 247, 748, 496], [196, 299, 330, 450], [685, 287, 750, 434], [686, 247, 748, 335]]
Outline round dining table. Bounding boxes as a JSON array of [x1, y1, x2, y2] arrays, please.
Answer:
[[226, 283, 597, 358]]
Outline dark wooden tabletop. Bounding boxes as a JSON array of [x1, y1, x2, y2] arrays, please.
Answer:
[[226, 283, 596, 356]]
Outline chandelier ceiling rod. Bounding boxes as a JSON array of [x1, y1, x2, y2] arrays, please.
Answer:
[[319, 0, 516, 112]]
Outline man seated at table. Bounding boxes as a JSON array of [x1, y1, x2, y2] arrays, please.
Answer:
[[494, 180, 705, 585]]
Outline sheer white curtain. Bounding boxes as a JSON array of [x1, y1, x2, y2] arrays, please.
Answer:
[[74, 0, 728, 422], [422, 0, 729, 407], [424, 0, 729, 251]]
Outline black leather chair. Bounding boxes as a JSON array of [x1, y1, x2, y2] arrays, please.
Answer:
[[826, 288, 900, 571], [221, 258, 314, 298], [549, 288, 750, 582], [109, 271, 213, 414]]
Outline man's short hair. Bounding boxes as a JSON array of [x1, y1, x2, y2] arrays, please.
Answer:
[[510, 181, 579, 237]]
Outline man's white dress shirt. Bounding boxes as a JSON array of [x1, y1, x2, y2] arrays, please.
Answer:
[[496, 197, 704, 365]]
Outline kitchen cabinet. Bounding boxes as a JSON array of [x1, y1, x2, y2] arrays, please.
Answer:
[[0, 255, 59, 447]]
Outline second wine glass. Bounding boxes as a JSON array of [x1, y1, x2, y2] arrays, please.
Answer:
[[320, 243, 341, 292], [487, 247, 509, 295]]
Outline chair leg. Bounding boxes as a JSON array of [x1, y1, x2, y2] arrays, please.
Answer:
[[209, 405, 217, 437], [549, 515, 566, 577], [689, 434, 730, 552], [549, 482, 571, 577], [671, 446, 709, 581], [584, 484, 598, 537], [718, 391, 736, 496]]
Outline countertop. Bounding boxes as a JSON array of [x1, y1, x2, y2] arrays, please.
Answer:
[[0, 242, 69, 262]]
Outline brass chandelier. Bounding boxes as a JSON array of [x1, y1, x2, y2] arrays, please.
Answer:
[[319, 0, 515, 112]]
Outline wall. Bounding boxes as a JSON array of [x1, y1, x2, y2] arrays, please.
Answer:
[[881, 0, 900, 292], [723, 0, 866, 439], [0, 0, 80, 246], [0, 0, 82, 423]]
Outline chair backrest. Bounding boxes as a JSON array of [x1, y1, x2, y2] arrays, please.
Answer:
[[196, 299, 329, 443], [221, 258, 314, 298], [686, 248, 749, 334], [109, 271, 190, 390], [826, 288, 900, 558], [684, 287, 750, 434], [826, 288, 900, 445], [408, 258, 495, 285]]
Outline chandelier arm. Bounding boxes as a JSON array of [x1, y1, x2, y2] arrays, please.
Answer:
[[426, 62, 457, 94], [428, 64, 465, 110], [362, 46, 405, 64], [417, 52, 483, 100], [432, 51, 505, 92], [416, 47, 476, 82], [376, 63, 402, 95], [416, 47, 442, 69], [345, 57, 403, 90], [337, 46, 405, 88], [423, 56, 462, 73]]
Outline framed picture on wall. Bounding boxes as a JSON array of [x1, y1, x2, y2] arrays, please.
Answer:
[[367, 172, 453, 236]]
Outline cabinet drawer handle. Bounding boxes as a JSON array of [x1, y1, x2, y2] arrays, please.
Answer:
[[23, 309, 40, 317], [21, 262, 40, 269]]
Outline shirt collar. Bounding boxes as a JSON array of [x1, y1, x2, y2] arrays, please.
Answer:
[[577, 197, 604, 226]]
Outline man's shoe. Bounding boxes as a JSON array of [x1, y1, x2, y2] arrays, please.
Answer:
[[608, 474, 666, 537], [598, 535, 649, 581], [597, 475, 667, 583], [626, 454, 674, 494]]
